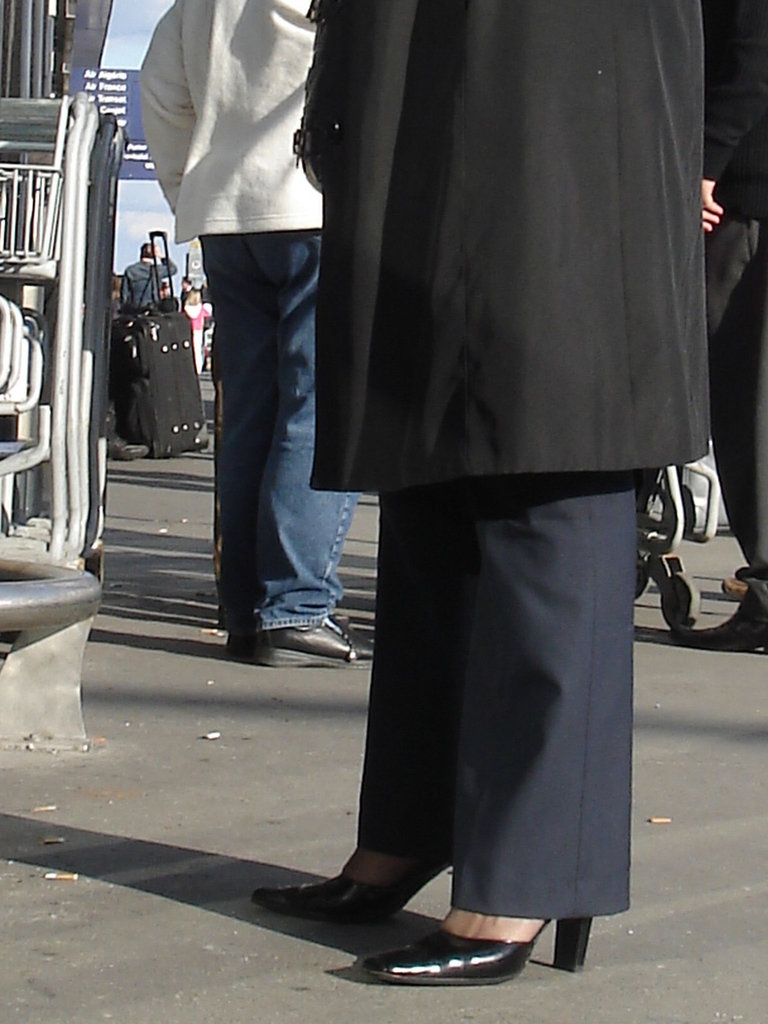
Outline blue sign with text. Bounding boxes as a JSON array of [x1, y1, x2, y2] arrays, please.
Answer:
[[70, 67, 156, 181]]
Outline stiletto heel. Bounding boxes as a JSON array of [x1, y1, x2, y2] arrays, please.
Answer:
[[553, 917, 592, 972], [361, 918, 597, 986]]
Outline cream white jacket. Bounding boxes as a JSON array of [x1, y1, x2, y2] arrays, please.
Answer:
[[140, 0, 321, 243]]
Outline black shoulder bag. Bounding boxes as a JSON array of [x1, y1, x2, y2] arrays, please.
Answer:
[[293, 0, 351, 193]]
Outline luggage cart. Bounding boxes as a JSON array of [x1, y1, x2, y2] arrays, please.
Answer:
[[0, 93, 118, 566], [636, 456, 722, 630], [0, 92, 123, 749]]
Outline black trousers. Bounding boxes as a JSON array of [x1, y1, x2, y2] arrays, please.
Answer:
[[358, 472, 636, 919], [707, 215, 768, 617]]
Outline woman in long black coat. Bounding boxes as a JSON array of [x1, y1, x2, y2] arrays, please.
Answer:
[[252, 0, 709, 985]]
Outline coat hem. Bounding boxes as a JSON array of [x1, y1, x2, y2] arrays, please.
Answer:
[[311, 436, 710, 494]]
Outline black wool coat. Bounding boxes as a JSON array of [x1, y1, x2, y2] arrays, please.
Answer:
[[310, 0, 710, 493]]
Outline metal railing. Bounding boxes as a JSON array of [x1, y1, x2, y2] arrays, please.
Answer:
[[0, 98, 68, 275], [1, 0, 56, 100], [0, 91, 123, 750]]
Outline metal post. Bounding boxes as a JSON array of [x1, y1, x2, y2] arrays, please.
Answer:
[[43, 0, 54, 97], [19, 0, 32, 99], [1, 0, 14, 98], [0, 1, 5, 99], [32, 0, 45, 97]]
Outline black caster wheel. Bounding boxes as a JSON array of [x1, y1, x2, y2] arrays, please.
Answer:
[[660, 571, 700, 631]]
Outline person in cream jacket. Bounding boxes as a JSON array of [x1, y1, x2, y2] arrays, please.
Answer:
[[141, 0, 369, 667]]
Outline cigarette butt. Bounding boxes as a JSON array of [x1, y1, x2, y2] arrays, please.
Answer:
[[40, 837, 65, 845], [648, 817, 672, 825], [44, 872, 78, 881], [31, 805, 57, 813], [201, 731, 221, 741]]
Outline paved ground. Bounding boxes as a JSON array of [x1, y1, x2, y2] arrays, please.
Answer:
[[1, 394, 766, 1023]]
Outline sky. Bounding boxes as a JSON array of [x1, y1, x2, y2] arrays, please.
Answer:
[[101, 0, 182, 278]]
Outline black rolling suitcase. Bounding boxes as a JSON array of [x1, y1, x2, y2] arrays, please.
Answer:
[[110, 232, 207, 458]]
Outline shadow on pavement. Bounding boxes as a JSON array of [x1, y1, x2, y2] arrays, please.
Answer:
[[80, 683, 370, 719], [106, 462, 215, 494], [0, 812, 433, 959]]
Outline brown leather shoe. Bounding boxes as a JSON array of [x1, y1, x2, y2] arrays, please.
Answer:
[[721, 576, 749, 602]]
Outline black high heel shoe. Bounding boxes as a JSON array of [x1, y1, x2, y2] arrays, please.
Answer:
[[361, 917, 592, 986], [250, 861, 449, 924]]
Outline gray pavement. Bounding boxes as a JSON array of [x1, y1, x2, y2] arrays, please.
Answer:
[[1, 408, 766, 1024]]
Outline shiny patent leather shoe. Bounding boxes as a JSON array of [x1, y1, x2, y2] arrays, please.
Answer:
[[250, 862, 448, 924], [361, 917, 592, 986]]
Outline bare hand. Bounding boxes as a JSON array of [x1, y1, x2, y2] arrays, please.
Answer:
[[702, 179, 723, 233]]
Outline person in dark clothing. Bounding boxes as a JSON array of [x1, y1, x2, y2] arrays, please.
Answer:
[[119, 242, 178, 311], [678, 0, 768, 650], [250, 0, 708, 986]]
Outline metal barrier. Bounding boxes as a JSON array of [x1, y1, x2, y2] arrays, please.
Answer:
[[0, 91, 123, 750]]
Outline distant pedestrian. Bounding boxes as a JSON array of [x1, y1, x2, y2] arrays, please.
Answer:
[[182, 288, 213, 373], [119, 241, 177, 312]]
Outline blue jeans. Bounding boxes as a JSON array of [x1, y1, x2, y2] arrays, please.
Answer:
[[202, 232, 358, 634]]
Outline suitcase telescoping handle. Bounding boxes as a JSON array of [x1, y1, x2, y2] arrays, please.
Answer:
[[149, 230, 177, 312]]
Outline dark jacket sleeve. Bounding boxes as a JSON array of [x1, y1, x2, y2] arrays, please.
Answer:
[[120, 269, 134, 307], [704, 0, 768, 179]]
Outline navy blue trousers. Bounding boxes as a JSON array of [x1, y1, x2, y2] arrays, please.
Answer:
[[358, 472, 636, 919]]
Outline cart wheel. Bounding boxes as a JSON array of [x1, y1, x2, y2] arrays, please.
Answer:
[[635, 556, 651, 599], [660, 572, 700, 631]]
